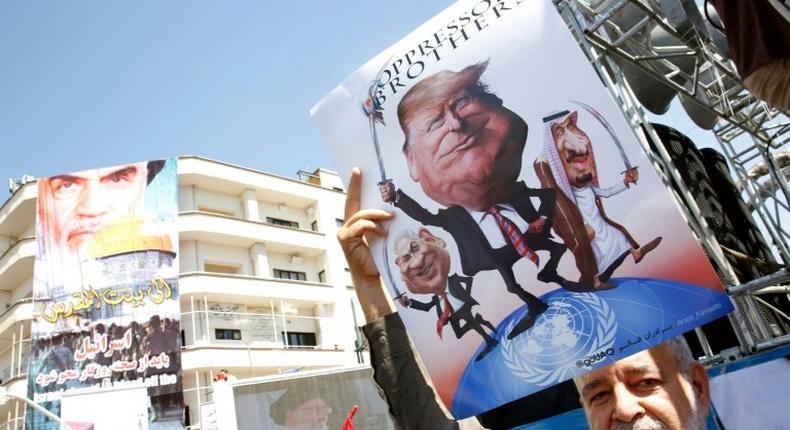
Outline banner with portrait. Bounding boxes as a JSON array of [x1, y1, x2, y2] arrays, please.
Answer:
[[213, 366, 395, 430], [312, 0, 734, 418], [28, 158, 183, 429]]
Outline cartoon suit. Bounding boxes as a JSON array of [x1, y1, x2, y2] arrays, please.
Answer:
[[392, 182, 594, 338], [407, 274, 498, 361]]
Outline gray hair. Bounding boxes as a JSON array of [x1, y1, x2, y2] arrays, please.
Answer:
[[393, 229, 418, 259], [665, 336, 696, 381], [572, 336, 696, 390]]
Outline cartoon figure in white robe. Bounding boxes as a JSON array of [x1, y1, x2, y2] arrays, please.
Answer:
[[534, 109, 661, 289]]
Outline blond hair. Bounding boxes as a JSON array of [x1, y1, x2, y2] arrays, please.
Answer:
[[397, 61, 500, 152]]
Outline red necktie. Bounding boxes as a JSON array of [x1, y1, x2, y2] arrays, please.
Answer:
[[436, 295, 452, 339], [487, 205, 539, 266]]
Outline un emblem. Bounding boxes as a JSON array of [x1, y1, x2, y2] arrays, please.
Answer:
[[502, 292, 617, 386]]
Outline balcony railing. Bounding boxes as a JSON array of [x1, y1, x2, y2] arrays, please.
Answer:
[[180, 210, 324, 236], [0, 236, 34, 280], [181, 310, 337, 350], [0, 338, 30, 384], [0, 298, 33, 326]]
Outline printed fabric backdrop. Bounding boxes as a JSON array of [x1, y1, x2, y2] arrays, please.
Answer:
[[312, 0, 734, 418], [28, 158, 183, 429]]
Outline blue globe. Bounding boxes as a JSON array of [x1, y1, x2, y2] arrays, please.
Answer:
[[451, 277, 732, 418]]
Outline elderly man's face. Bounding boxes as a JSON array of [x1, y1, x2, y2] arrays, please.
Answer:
[[45, 163, 148, 251], [404, 89, 527, 210], [285, 398, 332, 430], [550, 112, 596, 188], [395, 229, 451, 296], [575, 344, 709, 430]]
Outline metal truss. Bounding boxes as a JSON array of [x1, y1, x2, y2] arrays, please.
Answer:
[[555, 0, 790, 361]]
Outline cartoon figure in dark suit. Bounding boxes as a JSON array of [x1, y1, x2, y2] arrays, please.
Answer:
[[380, 61, 588, 339], [394, 228, 498, 361]]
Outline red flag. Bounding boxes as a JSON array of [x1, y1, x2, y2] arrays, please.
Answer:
[[342, 404, 359, 430]]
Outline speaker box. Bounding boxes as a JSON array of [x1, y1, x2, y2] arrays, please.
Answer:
[[645, 123, 742, 355]]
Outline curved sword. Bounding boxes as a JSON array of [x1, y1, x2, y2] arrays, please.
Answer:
[[571, 100, 636, 175], [361, 57, 403, 298]]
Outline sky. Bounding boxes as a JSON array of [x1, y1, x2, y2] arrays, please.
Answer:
[[0, 0, 455, 195], [0, 0, 713, 200]]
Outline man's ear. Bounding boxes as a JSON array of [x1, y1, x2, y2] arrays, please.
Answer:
[[418, 228, 445, 248], [691, 362, 710, 414], [406, 144, 420, 182]]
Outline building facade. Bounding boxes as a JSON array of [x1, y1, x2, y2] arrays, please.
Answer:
[[0, 156, 364, 429]]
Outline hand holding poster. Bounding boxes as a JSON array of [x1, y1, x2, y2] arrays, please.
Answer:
[[312, 0, 734, 418]]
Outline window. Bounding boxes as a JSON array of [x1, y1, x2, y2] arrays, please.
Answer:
[[215, 329, 242, 340], [311, 220, 319, 232], [318, 270, 326, 283], [273, 269, 307, 281], [335, 218, 344, 227], [266, 217, 299, 229], [283, 331, 317, 347]]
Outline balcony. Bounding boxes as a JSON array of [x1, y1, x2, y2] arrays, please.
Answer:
[[0, 181, 36, 237], [179, 272, 335, 303], [181, 310, 350, 371], [0, 299, 33, 334], [0, 339, 29, 385], [181, 347, 348, 372], [178, 157, 339, 202], [0, 237, 35, 289], [179, 211, 326, 252]]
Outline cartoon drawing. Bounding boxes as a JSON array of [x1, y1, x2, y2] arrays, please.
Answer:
[[535, 109, 662, 289], [394, 228, 498, 361], [379, 62, 599, 339]]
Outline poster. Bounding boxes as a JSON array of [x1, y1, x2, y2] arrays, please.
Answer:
[[312, 0, 734, 418], [28, 159, 183, 429], [217, 366, 395, 430]]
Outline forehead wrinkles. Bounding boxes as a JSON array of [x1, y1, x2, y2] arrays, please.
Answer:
[[411, 105, 445, 132], [395, 235, 419, 257]]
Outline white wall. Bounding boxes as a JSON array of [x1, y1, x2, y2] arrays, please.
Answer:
[[0, 290, 11, 312], [266, 253, 321, 282], [180, 240, 198, 272], [10, 276, 32, 302], [195, 188, 242, 217], [179, 185, 196, 212], [20, 224, 34, 238], [258, 202, 312, 230], [198, 243, 252, 276]]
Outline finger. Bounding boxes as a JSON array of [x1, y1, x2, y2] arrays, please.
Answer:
[[345, 208, 393, 227], [344, 168, 362, 221], [344, 218, 388, 239]]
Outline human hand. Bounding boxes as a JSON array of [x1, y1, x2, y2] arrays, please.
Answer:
[[585, 223, 595, 240], [339, 168, 394, 284], [528, 217, 546, 233], [397, 294, 411, 307], [379, 180, 396, 203], [624, 168, 639, 186], [338, 168, 396, 321]]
